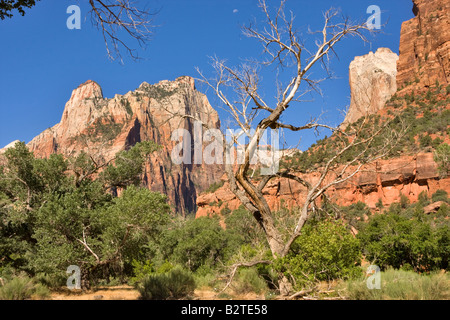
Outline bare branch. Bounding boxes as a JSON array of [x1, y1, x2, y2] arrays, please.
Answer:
[[88, 0, 157, 62]]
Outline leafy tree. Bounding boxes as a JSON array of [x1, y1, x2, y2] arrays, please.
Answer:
[[99, 185, 170, 266], [160, 216, 231, 272], [357, 207, 449, 272], [274, 219, 362, 289], [100, 141, 161, 188], [340, 201, 372, 231], [0, 140, 164, 286], [224, 205, 266, 246]]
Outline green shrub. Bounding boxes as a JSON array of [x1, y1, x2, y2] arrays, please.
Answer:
[[357, 209, 449, 271], [419, 134, 432, 148], [342, 268, 449, 300], [0, 276, 50, 300], [137, 266, 195, 300], [160, 216, 231, 272], [274, 220, 362, 289], [194, 265, 220, 289], [432, 189, 448, 203], [233, 267, 268, 294], [204, 181, 224, 194], [130, 260, 154, 285]]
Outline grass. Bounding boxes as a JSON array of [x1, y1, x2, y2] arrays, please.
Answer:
[[0, 276, 51, 300], [340, 268, 449, 300]]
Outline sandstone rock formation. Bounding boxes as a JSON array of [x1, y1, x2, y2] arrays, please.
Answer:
[[342, 48, 399, 127], [196, 152, 450, 217], [397, 0, 450, 91], [26, 76, 224, 215], [0, 140, 21, 154]]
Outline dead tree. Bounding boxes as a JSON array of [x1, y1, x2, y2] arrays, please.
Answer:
[[88, 0, 156, 62], [165, 0, 404, 295]]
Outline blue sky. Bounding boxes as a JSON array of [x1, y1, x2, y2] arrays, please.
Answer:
[[0, 0, 414, 150]]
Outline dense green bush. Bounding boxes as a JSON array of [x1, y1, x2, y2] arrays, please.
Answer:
[[137, 266, 195, 300], [357, 206, 449, 272], [160, 216, 233, 272], [343, 268, 449, 300], [432, 189, 449, 203], [0, 141, 165, 287], [274, 220, 362, 289]]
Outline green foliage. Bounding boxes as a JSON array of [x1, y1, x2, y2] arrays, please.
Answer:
[[139, 83, 177, 100], [233, 267, 268, 294], [99, 185, 171, 264], [224, 205, 266, 246], [160, 216, 231, 272], [101, 141, 161, 188], [343, 268, 449, 300], [204, 180, 224, 194], [434, 143, 450, 178], [419, 134, 432, 148], [0, 140, 164, 286], [193, 264, 220, 289], [357, 205, 449, 271], [340, 201, 372, 231], [431, 189, 449, 203], [137, 266, 195, 300], [121, 98, 133, 116], [0, 0, 39, 19], [274, 220, 362, 289], [0, 276, 50, 300], [130, 259, 154, 285]]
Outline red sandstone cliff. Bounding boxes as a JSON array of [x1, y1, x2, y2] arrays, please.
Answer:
[[196, 153, 450, 217], [24, 76, 223, 215], [397, 0, 450, 91]]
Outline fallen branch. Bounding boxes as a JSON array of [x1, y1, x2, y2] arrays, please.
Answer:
[[218, 260, 271, 295], [287, 286, 318, 300]]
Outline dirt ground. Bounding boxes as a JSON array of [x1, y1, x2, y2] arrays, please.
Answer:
[[50, 286, 266, 300], [50, 286, 140, 300]]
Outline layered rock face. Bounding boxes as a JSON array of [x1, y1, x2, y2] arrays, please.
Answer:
[[197, 153, 450, 217], [26, 76, 224, 215], [397, 0, 450, 91], [342, 48, 398, 127]]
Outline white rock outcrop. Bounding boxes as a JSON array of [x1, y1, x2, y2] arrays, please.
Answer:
[[342, 48, 399, 127]]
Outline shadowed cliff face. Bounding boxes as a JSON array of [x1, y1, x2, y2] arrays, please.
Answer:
[[397, 0, 450, 92], [25, 76, 224, 215]]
